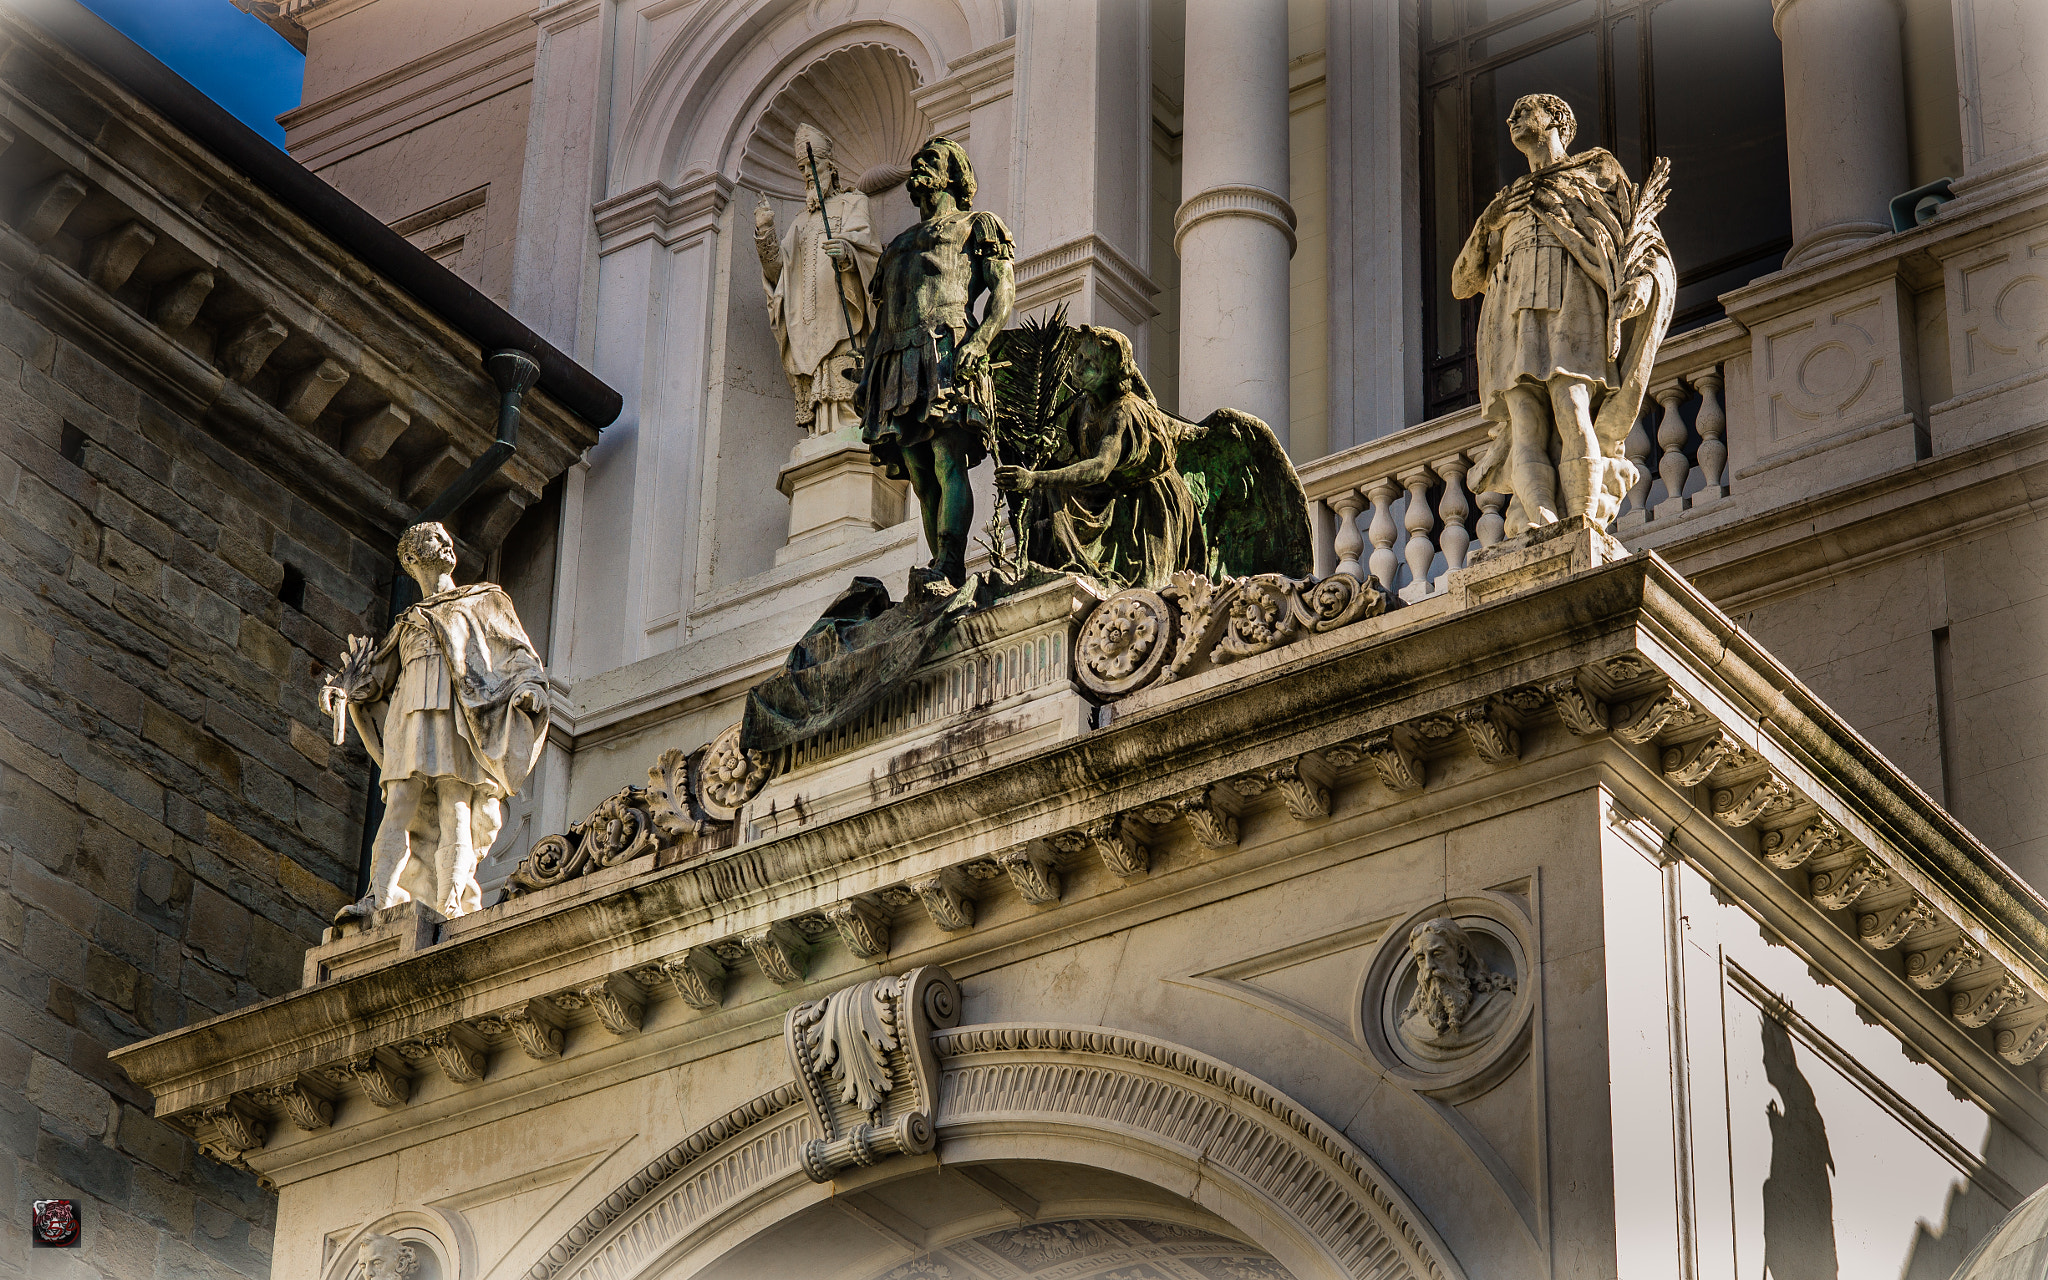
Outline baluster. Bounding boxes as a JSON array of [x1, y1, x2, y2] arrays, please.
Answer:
[[1330, 489, 1367, 578], [1653, 381, 1691, 519], [1365, 477, 1401, 593], [1397, 465, 1438, 603], [1476, 491, 1507, 550], [1623, 406, 1654, 520], [1434, 453, 1472, 575], [1690, 366, 1727, 503]]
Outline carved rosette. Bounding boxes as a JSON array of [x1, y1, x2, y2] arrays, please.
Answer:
[[785, 966, 959, 1183], [1077, 570, 1387, 700], [698, 722, 773, 823]]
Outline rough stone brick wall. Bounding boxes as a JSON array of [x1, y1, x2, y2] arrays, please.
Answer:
[[1, 289, 382, 1278]]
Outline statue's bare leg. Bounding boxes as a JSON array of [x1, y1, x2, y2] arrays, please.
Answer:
[[1548, 376, 1605, 522], [1504, 383, 1560, 529], [900, 441, 942, 566], [339, 776, 425, 924], [462, 797, 503, 916], [930, 436, 973, 585], [434, 782, 478, 917]]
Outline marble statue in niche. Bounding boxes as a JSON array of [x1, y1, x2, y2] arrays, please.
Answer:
[[856, 136, 1016, 590], [1395, 916, 1518, 1061], [755, 123, 881, 437], [1456, 92, 1676, 535], [321, 522, 549, 924]]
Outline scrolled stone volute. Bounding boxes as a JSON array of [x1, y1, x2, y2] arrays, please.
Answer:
[[784, 965, 959, 1183]]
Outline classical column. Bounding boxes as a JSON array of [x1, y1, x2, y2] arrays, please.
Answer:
[[1176, 0, 1293, 442], [1774, 0, 1910, 265]]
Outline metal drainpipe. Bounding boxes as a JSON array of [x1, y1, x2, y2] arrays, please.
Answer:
[[351, 349, 545, 904]]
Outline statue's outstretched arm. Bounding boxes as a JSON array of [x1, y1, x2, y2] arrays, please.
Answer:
[[998, 408, 1121, 494], [752, 196, 782, 284]]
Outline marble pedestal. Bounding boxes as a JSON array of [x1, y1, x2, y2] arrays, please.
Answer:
[[775, 430, 908, 564]]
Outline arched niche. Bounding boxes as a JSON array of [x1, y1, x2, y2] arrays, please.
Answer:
[[522, 1027, 1465, 1280], [739, 43, 927, 202], [614, 0, 1002, 194], [323, 1208, 474, 1280]]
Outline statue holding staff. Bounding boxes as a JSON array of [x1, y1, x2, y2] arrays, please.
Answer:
[[754, 124, 881, 437], [856, 136, 1015, 590], [1458, 93, 1675, 534], [321, 522, 549, 923]]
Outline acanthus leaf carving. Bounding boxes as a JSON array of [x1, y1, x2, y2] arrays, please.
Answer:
[[1809, 857, 1891, 911], [488, 1000, 565, 1059], [909, 873, 974, 932], [1455, 701, 1520, 764], [505, 784, 666, 898], [1857, 899, 1939, 951], [1662, 730, 1739, 787], [1326, 733, 1425, 793], [825, 899, 891, 957], [1138, 787, 1239, 848], [1083, 571, 1386, 698], [1546, 673, 1610, 736], [574, 979, 644, 1036], [1615, 686, 1693, 744], [1997, 1019, 2048, 1066], [256, 1079, 331, 1132], [996, 844, 1061, 904], [1712, 775, 1798, 827], [422, 1026, 486, 1083], [654, 948, 727, 1009], [1906, 940, 1982, 990], [198, 1097, 267, 1158], [1761, 816, 1848, 869], [745, 923, 810, 987], [1249, 755, 1333, 820], [1952, 973, 2027, 1028], [1051, 815, 1149, 878], [335, 1053, 410, 1108], [785, 966, 958, 1183]]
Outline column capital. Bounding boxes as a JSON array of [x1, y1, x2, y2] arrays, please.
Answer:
[[1173, 183, 1297, 257]]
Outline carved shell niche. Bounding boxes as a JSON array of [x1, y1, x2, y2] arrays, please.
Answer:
[[740, 43, 929, 201]]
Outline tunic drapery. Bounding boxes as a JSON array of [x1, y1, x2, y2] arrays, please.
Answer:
[[1035, 391, 1205, 591]]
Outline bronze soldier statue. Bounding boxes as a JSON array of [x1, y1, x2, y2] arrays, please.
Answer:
[[856, 136, 1015, 589]]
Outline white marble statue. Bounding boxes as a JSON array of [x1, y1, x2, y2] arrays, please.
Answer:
[[1458, 93, 1676, 534], [321, 522, 549, 923], [754, 123, 882, 436]]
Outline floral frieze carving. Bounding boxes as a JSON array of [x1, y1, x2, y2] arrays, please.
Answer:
[[785, 966, 958, 1183], [505, 746, 734, 900]]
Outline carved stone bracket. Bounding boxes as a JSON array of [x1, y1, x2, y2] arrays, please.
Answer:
[[335, 1053, 410, 1108], [826, 899, 891, 957], [1662, 730, 1738, 786], [1997, 1019, 2048, 1066], [785, 966, 959, 1183], [1328, 733, 1425, 793], [1547, 673, 1609, 736], [1231, 755, 1333, 820], [1761, 816, 1847, 869], [1953, 974, 2027, 1028], [479, 1000, 564, 1059], [649, 949, 727, 1009], [996, 844, 1062, 904], [909, 873, 974, 932], [555, 978, 644, 1036], [745, 922, 810, 987], [1051, 816, 1149, 878], [1906, 940, 1982, 990], [257, 1079, 331, 1132], [197, 1097, 267, 1161], [1809, 857, 1891, 910], [1857, 899, 1938, 950], [1712, 775, 1796, 827], [1139, 787, 1240, 848], [1615, 687, 1693, 744], [1455, 702, 1520, 764]]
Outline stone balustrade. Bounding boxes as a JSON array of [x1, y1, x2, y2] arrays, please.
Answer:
[[1300, 321, 1746, 598]]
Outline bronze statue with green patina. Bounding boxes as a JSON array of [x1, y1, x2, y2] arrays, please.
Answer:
[[855, 137, 1016, 589]]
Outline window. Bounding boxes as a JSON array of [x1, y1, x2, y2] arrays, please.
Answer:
[[1420, 0, 1790, 420]]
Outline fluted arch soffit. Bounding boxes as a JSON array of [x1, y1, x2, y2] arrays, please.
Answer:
[[615, 0, 1004, 194], [526, 1025, 1466, 1280], [739, 43, 927, 201]]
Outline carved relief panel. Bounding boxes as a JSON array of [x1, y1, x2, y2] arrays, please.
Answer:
[[1357, 895, 1535, 1105], [1946, 223, 2048, 397], [1751, 281, 1911, 457]]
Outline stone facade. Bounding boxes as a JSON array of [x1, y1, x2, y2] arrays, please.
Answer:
[[0, 7, 606, 1278]]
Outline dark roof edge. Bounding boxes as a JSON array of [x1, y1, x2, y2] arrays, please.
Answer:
[[19, 0, 622, 432]]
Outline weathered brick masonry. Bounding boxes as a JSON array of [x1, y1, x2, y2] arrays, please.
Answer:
[[0, 6, 608, 1277]]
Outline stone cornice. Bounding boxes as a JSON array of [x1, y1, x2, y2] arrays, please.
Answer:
[[914, 34, 1016, 136], [1013, 232, 1159, 321], [1174, 182, 1298, 257], [593, 172, 733, 254], [109, 548, 2048, 1153]]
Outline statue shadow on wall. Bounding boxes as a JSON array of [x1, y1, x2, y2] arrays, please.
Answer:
[[1761, 1014, 1840, 1280]]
